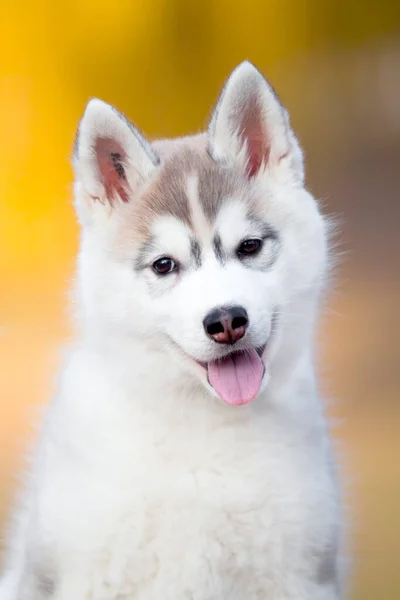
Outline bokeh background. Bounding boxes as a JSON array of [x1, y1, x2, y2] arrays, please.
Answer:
[[1, 1, 399, 598]]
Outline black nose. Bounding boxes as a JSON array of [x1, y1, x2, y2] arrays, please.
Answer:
[[203, 306, 249, 345]]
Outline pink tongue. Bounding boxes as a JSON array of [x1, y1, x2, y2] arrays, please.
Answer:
[[207, 349, 264, 406]]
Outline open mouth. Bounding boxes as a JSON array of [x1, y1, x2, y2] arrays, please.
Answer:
[[198, 345, 266, 407]]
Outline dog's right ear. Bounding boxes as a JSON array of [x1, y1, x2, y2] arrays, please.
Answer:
[[73, 99, 159, 222]]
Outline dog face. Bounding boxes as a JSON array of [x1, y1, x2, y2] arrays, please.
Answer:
[[73, 62, 328, 405]]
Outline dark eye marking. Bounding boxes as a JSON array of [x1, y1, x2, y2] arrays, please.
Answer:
[[152, 257, 178, 276], [246, 215, 278, 241], [134, 239, 157, 271], [213, 234, 225, 264], [190, 238, 202, 268]]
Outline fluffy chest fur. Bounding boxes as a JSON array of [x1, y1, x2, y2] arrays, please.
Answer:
[[26, 349, 339, 600]]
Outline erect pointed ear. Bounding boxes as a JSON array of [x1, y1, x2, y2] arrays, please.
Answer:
[[208, 61, 303, 182], [73, 99, 159, 211]]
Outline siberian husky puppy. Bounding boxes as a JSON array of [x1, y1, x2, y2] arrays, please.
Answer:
[[0, 61, 344, 599]]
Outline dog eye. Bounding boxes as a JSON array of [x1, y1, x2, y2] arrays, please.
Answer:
[[152, 257, 177, 276], [237, 239, 263, 257]]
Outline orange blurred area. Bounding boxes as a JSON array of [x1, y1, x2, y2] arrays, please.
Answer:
[[1, 2, 400, 599]]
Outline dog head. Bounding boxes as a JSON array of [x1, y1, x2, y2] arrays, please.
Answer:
[[73, 62, 328, 405]]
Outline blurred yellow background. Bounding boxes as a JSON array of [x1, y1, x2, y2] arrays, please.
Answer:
[[1, 1, 399, 598]]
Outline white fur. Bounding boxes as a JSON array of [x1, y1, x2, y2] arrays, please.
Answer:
[[186, 174, 210, 241], [0, 62, 345, 599]]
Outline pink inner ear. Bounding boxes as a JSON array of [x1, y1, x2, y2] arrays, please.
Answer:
[[239, 97, 270, 178], [95, 137, 130, 202]]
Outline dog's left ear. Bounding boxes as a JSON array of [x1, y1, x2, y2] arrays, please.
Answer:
[[208, 61, 304, 183]]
